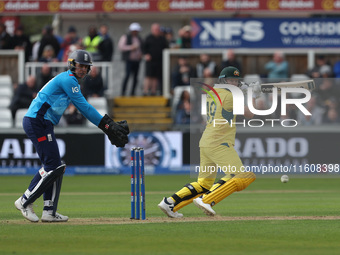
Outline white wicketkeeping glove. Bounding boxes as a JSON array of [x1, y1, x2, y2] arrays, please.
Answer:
[[249, 81, 261, 99]]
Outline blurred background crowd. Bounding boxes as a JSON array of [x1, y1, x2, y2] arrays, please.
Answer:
[[1, 10, 340, 130]]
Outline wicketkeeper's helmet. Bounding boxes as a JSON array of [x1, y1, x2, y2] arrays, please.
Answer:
[[218, 66, 241, 85], [68, 50, 93, 74]]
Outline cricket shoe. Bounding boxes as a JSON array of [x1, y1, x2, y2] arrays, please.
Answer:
[[158, 197, 183, 218], [15, 197, 39, 222], [41, 210, 69, 222], [193, 197, 216, 216]]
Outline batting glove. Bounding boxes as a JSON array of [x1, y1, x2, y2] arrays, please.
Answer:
[[249, 81, 261, 99]]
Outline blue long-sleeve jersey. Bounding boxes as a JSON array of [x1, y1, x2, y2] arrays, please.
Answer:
[[25, 70, 103, 126]]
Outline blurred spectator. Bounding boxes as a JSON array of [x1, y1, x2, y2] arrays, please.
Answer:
[[324, 96, 339, 111], [118, 22, 143, 96], [31, 26, 47, 61], [221, 49, 242, 73], [39, 45, 58, 62], [61, 26, 80, 62], [36, 64, 53, 90], [0, 22, 12, 49], [143, 23, 168, 96], [9, 76, 37, 119], [12, 25, 32, 62], [273, 94, 298, 121], [323, 108, 340, 124], [31, 40, 40, 61], [55, 33, 64, 61], [196, 54, 218, 78], [83, 26, 102, 61], [64, 42, 83, 62], [253, 96, 274, 121], [322, 97, 340, 124], [63, 103, 85, 125], [288, 102, 298, 121], [333, 60, 340, 78], [175, 90, 191, 124], [315, 78, 340, 103], [177, 25, 191, 48], [82, 66, 104, 98], [98, 24, 114, 61], [265, 51, 289, 82], [163, 27, 177, 49], [38, 25, 60, 61], [319, 65, 333, 78], [307, 55, 333, 78], [171, 56, 195, 91], [297, 95, 324, 126]]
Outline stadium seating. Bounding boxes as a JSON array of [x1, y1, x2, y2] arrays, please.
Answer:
[[0, 75, 13, 105], [15, 109, 28, 128], [0, 109, 13, 128], [112, 97, 172, 131], [0, 97, 11, 109], [172, 86, 190, 118]]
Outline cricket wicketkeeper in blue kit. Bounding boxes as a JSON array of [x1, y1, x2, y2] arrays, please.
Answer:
[[15, 50, 130, 222]]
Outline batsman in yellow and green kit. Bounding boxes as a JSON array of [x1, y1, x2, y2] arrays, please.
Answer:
[[158, 66, 260, 218]]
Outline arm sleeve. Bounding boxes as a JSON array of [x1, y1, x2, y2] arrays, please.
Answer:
[[142, 36, 150, 54], [276, 62, 288, 73], [38, 41, 46, 60], [265, 61, 274, 71], [118, 35, 134, 51], [62, 79, 103, 126], [223, 93, 233, 112]]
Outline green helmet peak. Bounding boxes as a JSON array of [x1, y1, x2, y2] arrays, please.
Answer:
[[219, 66, 241, 79], [218, 66, 241, 86]]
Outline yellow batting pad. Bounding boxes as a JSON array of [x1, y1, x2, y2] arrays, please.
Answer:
[[173, 194, 201, 212], [171, 181, 208, 212], [202, 172, 256, 206], [233, 172, 256, 191]]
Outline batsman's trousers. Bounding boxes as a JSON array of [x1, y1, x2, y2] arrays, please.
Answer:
[[198, 144, 243, 190]]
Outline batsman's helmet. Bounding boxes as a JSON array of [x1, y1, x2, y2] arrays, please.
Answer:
[[218, 66, 241, 85], [68, 50, 93, 74]]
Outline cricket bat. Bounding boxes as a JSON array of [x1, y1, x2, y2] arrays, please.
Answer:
[[261, 80, 316, 93]]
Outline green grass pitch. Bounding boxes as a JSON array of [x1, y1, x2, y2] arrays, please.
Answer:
[[1, 175, 340, 255]]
